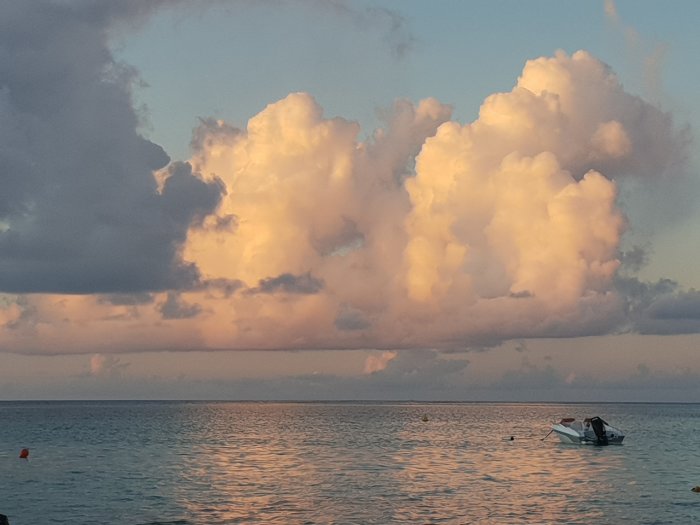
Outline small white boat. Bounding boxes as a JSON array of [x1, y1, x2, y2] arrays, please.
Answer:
[[551, 416, 624, 445]]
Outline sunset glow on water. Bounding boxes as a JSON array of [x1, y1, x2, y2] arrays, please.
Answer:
[[2, 402, 699, 524]]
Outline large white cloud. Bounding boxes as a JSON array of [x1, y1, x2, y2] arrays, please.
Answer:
[[159, 51, 678, 352], [0, 6, 691, 355]]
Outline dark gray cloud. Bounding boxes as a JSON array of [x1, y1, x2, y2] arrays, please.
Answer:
[[615, 276, 678, 310], [99, 292, 154, 306], [647, 289, 700, 320], [509, 290, 533, 299], [160, 161, 225, 228], [614, 276, 700, 334], [335, 306, 371, 331], [158, 292, 202, 320], [312, 217, 364, 256], [200, 278, 245, 298], [0, 0, 222, 293], [309, 1, 415, 59], [618, 245, 650, 273], [249, 272, 324, 295], [190, 116, 242, 154], [637, 289, 700, 335]]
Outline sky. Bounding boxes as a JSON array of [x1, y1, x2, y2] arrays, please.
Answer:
[[1, 0, 700, 401]]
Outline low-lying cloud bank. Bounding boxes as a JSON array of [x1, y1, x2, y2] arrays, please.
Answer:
[[4, 348, 699, 402], [0, 1, 696, 355]]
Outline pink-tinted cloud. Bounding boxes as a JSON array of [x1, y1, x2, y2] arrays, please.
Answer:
[[0, 44, 691, 355]]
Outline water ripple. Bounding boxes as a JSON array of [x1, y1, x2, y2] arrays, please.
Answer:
[[0, 402, 699, 524]]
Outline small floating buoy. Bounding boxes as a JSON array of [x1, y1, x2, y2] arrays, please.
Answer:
[[19, 448, 29, 459], [421, 415, 429, 422], [692, 486, 700, 493]]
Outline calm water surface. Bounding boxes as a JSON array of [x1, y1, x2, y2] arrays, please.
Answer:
[[1, 402, 699, 524]]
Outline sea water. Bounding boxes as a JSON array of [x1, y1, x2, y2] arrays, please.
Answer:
[[0, 401, 699, 524]]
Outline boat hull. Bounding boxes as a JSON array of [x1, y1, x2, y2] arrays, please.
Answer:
[[552, 424, 586, 444], [551, 420, 625, 445]]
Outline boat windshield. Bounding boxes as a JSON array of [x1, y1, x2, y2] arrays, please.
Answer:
[[560, 418, 583, 432]]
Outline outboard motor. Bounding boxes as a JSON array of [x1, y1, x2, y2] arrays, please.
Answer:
[[589, 417, 608, 445]]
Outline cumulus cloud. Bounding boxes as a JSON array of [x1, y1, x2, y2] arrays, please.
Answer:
[[0, 0, 694, 355], [176, 50, 690, 351]]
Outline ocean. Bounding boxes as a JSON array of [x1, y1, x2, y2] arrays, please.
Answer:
[[0, 401, 699, 524]]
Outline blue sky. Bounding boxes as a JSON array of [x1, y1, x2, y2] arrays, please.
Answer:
[[117, 1, 700, 160], [115, 0, 700, 287], [0, 0, 699, 400]]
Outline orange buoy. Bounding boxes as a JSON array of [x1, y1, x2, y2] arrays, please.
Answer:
[[19, 448, 29, 459]]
